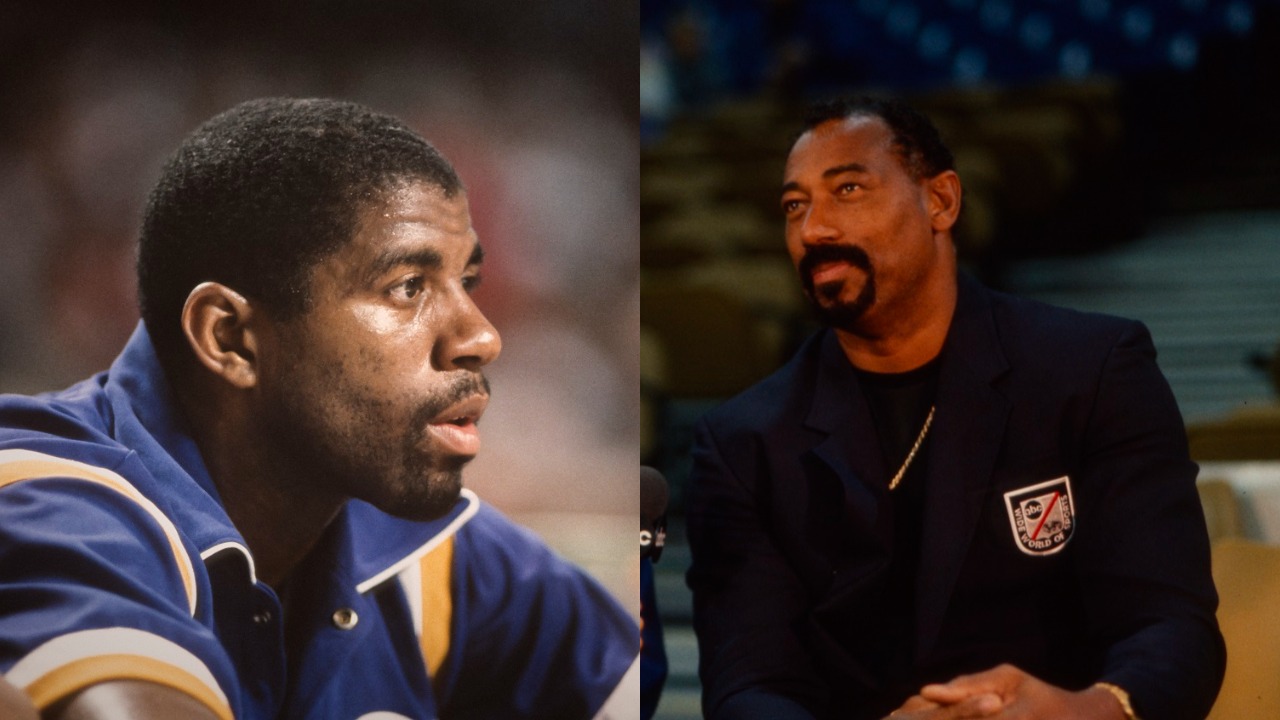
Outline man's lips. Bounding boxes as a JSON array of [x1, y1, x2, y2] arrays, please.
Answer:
[[799, 243, 872, 292], [425, 394, 488, 457], [810, 259, 861, 287]]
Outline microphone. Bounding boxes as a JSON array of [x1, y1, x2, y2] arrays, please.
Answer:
[[641, 466, 668, 562]]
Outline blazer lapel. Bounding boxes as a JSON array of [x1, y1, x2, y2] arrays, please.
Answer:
[[915, 275, 1011, 660], [804, 331, 886, 533], [801, 332, 892, 689]]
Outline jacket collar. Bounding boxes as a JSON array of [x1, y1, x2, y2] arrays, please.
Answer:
[[106, 323, 239, 556], [803, 330, 887, 531], [104, 322, 477, 595]]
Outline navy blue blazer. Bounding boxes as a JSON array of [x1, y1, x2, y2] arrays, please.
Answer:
[[686, 274, 1225, 720]]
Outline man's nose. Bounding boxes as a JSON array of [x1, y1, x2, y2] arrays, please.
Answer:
[[798, 198, 841, 245], [433, 294, 501, 372]]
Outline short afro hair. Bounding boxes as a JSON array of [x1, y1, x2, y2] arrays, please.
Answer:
[[797, 96, 954, 180], [137, 97, 463, 374]]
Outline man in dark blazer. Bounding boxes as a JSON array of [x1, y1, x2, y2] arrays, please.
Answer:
[[685, 97, 1224, 720]]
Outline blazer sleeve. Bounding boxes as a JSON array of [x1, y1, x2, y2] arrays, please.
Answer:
[[685, 418, 824, 720], [1073, 322, 1225, 720]]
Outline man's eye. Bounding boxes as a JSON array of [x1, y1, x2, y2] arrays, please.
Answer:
[[781, 199, 801, 214], [390, 276, 425, 301], [837, 182, 859, 195], [462, 273, 483, 293]]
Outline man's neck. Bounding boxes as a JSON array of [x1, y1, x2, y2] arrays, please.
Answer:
[[179, 384, 346, 589], [836, 271, 958, 374], [207, 449, 346, 589]]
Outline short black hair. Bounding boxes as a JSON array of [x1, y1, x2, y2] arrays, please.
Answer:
[[137, 97, 463, 374], [798, 96, 954, 180]]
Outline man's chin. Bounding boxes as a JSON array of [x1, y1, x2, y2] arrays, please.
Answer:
[[374, 469, 465, 522], [807, 279, 875, 331], [811, 297, 873, 331]]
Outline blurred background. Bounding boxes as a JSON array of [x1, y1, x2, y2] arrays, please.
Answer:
[[640, 0, 1280, 716], [0, 2, 639, 617]]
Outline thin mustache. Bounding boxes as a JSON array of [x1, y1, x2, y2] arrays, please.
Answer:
[[411, 374, 491, 426]]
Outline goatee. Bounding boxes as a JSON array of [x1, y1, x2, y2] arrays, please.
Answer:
[[797, 243, 877, 330]]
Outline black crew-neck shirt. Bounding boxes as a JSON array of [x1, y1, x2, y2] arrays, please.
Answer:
[[848, 356, 941, 705]]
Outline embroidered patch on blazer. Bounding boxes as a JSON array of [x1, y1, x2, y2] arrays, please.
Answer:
[[1004, 476, 1074, 556]]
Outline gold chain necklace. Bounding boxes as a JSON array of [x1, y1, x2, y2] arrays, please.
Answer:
[[888, 405, 935, 491]]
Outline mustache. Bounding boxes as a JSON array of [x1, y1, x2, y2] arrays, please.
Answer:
[[797, 244, 872, 289], [410, 373, 491, 426]]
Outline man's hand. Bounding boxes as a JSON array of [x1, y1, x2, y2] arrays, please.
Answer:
[[885, 664, 1128, 720], [888, 689, 1002, 719]]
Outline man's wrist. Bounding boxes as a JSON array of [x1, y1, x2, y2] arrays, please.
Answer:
[[1092, 682, 1138, 720]]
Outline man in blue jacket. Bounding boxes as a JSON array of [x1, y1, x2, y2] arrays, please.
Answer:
[[0, 98, 637, 719], [686, 96, 1223, 720]]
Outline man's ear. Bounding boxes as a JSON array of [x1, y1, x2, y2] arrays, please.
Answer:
[[926, 169, 962, 232], [181, 282, 260, 390]]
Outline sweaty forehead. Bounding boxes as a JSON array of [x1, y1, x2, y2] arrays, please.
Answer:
[[348, 182, 478, 263], [310, 182, 479, 290], [365, 181, 474, 237]]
